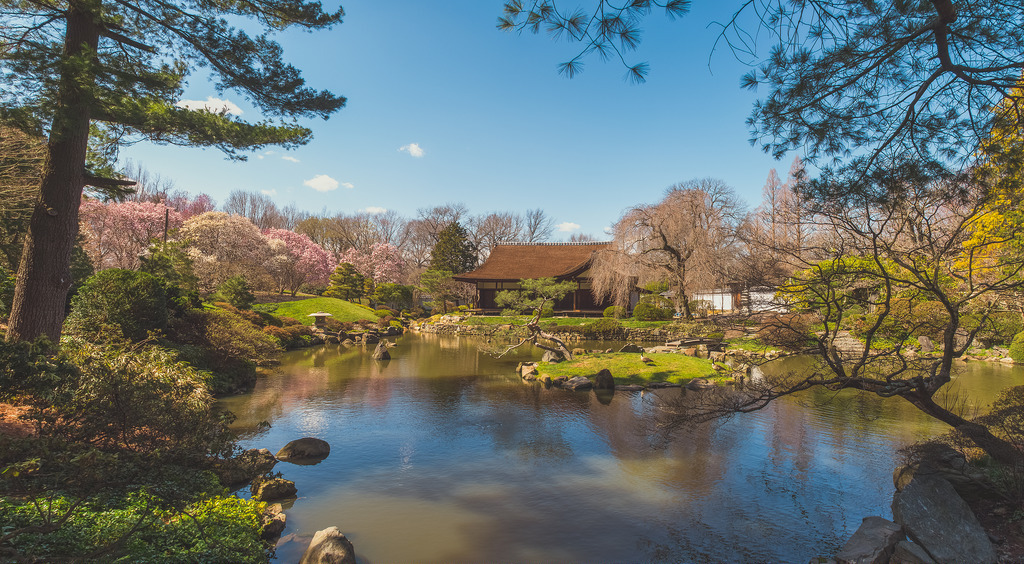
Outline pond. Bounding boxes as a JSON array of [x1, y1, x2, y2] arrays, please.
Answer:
[[218, 333, 1022, 563]]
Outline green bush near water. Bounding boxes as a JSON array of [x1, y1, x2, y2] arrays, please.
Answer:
[[64, 269, 167, 341]]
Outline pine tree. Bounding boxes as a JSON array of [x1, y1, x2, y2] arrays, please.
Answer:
[[1, 1, 346, 342], [325, 263, 364, 302], [429, 222, 477, 275]]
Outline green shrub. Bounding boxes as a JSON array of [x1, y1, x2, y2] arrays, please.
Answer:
[[263, 324, 314, 349], [374, 308, 397, 318], [216, 276, 255, 310], [390, 319, 403, 329], [0, 493, 268, 563], [65, 269, 168, 341], [633, 302, 672, 321], [1009, 331, 1024, 363], [537, 304, 555, 318], [603, 305, 626, 319], [167, 309, 281, 393], [584, 318, 622, 334]]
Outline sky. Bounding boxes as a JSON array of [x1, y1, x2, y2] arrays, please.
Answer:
[[121, 1, 796, 239]]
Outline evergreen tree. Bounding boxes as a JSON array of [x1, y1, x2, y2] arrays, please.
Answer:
[[429, 222, 477, 275], [1, 1, 346, 343], [325, 263, 364, 302]]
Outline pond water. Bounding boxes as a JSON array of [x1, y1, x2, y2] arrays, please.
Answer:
[[218, 333, 1022, 563]]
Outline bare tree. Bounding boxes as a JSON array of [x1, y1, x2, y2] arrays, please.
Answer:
[[522, 208, 555, 243], [416, 203, 469, 243], [667, 163, 1024, 466], [369, 209, 411, 249], [569, 232, 599, 243], [120, 161, 176, 203], [469, 211, 524, 262], [222, 190, 284, 230], [594, 178, 743, 318]]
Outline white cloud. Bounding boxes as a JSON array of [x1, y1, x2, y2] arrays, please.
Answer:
[[399, 143, 425, 158], [281, 156, 300, 163], [362, 206, 387, 214], [341, 182, 355, 189], [557, 222, 581, 232], [303, 174, 340, 192], [261, 189, 277, 196], [175, 97, 243, 116]]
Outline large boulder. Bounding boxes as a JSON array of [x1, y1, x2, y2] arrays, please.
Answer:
[[277, 437, 331, 462], [833, 516, 903, 564], [890, 541, 937, 564], [542, 350, 565, 363], [251, 477, 297, 502], [618, 343, 642, 353], [686, 378, 715, 391], [891, 473, 997, 563], [593, 369, 615, 390], [563, 376, 593, 390], [299, 527, 356, 564], [893, 444, 994, 503], [917, 336, 934, 353]]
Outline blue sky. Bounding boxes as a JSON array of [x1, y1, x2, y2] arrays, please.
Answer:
[[122, 1, 794, 239]]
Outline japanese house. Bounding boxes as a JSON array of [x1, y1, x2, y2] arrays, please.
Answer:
[[453, 242, 617, 314]]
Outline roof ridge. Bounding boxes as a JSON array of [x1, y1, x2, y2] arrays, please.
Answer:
[[493, 241, 612, 246]]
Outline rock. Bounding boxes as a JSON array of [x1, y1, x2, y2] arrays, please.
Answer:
[[918, 336, 934, 353], [277, 437, 331, 462], [572, 348, 586, 356], [890, 541, 936, 564], [251, 477, 297, 501], [685, 378, 715, 391], [891, 473, 997, 564], [593, 368, 614, 390], [563, 376, 593, 390], [261, 503, 287, 541], [618, 343, 642, 353], [893, 444, 994, 502], [648, 382, 681, 388], [615, 384, 645, 391], [212, 448, 278, 486], [682, 347, 697, 357], [299, 526, 356, 564], [363, 333, 380, 344], [695, 348, 709, 359], [833, 516, 903, 564], [371, 341, 391, 360], [519, 363, 539, 377], [341, 338, 355, 346], [709, 351, 726, 362], [539, 375, 552, 385], [542, 350, 565, 363]]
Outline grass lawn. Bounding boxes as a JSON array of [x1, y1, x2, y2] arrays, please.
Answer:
[[253, 297, 379, 324], [538, 352, 725, 385]]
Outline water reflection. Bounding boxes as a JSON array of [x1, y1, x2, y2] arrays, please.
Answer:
[[217, 334, 1021, 563]]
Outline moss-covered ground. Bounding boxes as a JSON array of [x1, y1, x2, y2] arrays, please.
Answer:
[[537, 352, 727, 385]]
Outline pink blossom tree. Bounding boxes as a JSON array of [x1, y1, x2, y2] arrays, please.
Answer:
[[264, 228, 336, 295], [166, 192, 217, 219], [338, 242, 406, 285], [79, 198, 183, 270]]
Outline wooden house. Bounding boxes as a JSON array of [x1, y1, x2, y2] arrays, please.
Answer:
[[453, 242, 617, 314]]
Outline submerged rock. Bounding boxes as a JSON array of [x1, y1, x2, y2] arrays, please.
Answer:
[[277, 437, 331, 462]]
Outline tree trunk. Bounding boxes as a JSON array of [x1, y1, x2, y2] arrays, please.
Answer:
[[6, 2, 99, 343], [907, 394, 1024, 467]]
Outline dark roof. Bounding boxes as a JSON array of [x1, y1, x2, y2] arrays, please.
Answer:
[[453, 242, 611, 282]]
